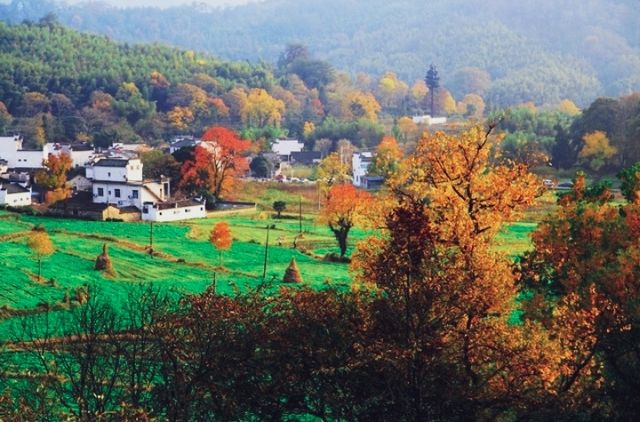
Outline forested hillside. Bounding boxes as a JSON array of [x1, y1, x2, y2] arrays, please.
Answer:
[[0, 21, 396, 150], [1, 0, 638, 107]]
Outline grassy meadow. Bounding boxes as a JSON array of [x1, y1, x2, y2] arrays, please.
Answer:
[[0, 184, 556, 340]]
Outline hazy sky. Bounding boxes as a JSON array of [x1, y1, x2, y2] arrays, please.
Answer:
[[0, 0, 260, 8], [76, 0, 258, 6]]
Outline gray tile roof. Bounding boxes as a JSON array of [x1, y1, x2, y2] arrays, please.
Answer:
[[94, 159, 129, 167]]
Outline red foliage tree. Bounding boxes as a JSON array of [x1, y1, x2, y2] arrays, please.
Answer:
[[179, 127, 251, 199], [210, 221, 232, 266]]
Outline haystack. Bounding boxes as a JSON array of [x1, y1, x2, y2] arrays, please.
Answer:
[[283, 257, 303, 283]]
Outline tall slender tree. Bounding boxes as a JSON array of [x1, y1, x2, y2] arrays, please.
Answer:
[[425, 64, 440, 116]]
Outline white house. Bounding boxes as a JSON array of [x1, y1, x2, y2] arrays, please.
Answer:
[[85, 157, 205, 221], [142, 199, 206, 222], [87, 158, 169, 209], [352, 152, 373, 187], [0, 183, 31, 207], [53, 143, 95, 168], [412, 115, 448, 125], [272, 138, 304, 159], [0, 136, 52, 169]]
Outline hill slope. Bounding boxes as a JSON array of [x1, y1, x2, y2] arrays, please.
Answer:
[[1, 0, 639, 106]]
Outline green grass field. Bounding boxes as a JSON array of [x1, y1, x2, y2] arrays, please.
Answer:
[[0, 186, 553, 340]]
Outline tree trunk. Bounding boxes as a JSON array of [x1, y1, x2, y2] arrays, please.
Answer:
[[331, 226, 350, 257]]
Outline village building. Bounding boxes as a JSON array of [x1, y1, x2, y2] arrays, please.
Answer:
[[0, 136, 97, 170], [67, 172, 93, 193], [290, 151, 322, 165], [352, 151, 373, 188], [0, 135, 52, 169], [169, 136, 201, 154], [272, 138, 304, 160], [83, 157, 206, 222], [411, 115, 448, 125], [0, 183, 32, 207]]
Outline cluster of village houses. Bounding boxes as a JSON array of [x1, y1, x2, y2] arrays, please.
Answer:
[[0, 115, 447, 222], [0, 135, 207, 222]]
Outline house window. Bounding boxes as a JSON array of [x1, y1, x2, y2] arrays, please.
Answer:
[[108, 172, 111, 177], [131, 190, 139, 199], [185, 209, 190, 213], [114, 189, 121, 198], [97, 187, 104, 196]]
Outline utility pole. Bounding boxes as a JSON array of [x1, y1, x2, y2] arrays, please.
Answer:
[[148, 221, 154, 256], [299, 195, 302, 235], [262, 224, 270, 281]]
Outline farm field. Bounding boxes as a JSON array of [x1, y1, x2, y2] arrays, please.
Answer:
[[0, 207, 367, 338], [0, 187, 552, 339]]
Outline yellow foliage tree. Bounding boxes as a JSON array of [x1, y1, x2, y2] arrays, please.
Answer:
[[168, 106, 194, 130], [377, 72, 409, 109], [369, 136, 403, 179], [457, 93, 485, 118], [410, 80, 428, 102], [397, 116, 420, 143], [317, 152, 352, 198], [579, 131, 617, 171], [27, 228, 55, 282], [437, 89, 457, 116], [303, 121, 315, 139], [343, 91, 381, 122], [240, 88, 285, 127], [558, 99, 581, 115]]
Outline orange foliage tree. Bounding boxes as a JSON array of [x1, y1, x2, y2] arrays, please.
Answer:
[[35, 152, 73, 205], [351, 125, 550, 418], [319, 184, 371, 258], [210, 221, 232, 266], [178, 127, 250, 199], [519, 172, 640, 416]]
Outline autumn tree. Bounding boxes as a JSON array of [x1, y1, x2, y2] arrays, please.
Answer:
[[396, 116, 419, 144], [579, 130, 617, 171], [210, 222, 232, 266], [178, 127, 251, 199], [319, 184, 371, 258], [27, 228, 55, 282], [316, 152, 352, 197], [240, 88, 285, 128], [35, 152, 73, 204], [351, 125, 546, 419], [558, 99, 581, 115], [518, 171, 640, 417], [342, 91, 381, 122], [368, 136, 403, 179], [376, 71, 409, 111], [457, 93, 485, 119]]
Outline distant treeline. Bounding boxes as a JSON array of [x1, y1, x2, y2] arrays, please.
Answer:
[[1, 0, 639, 107]]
